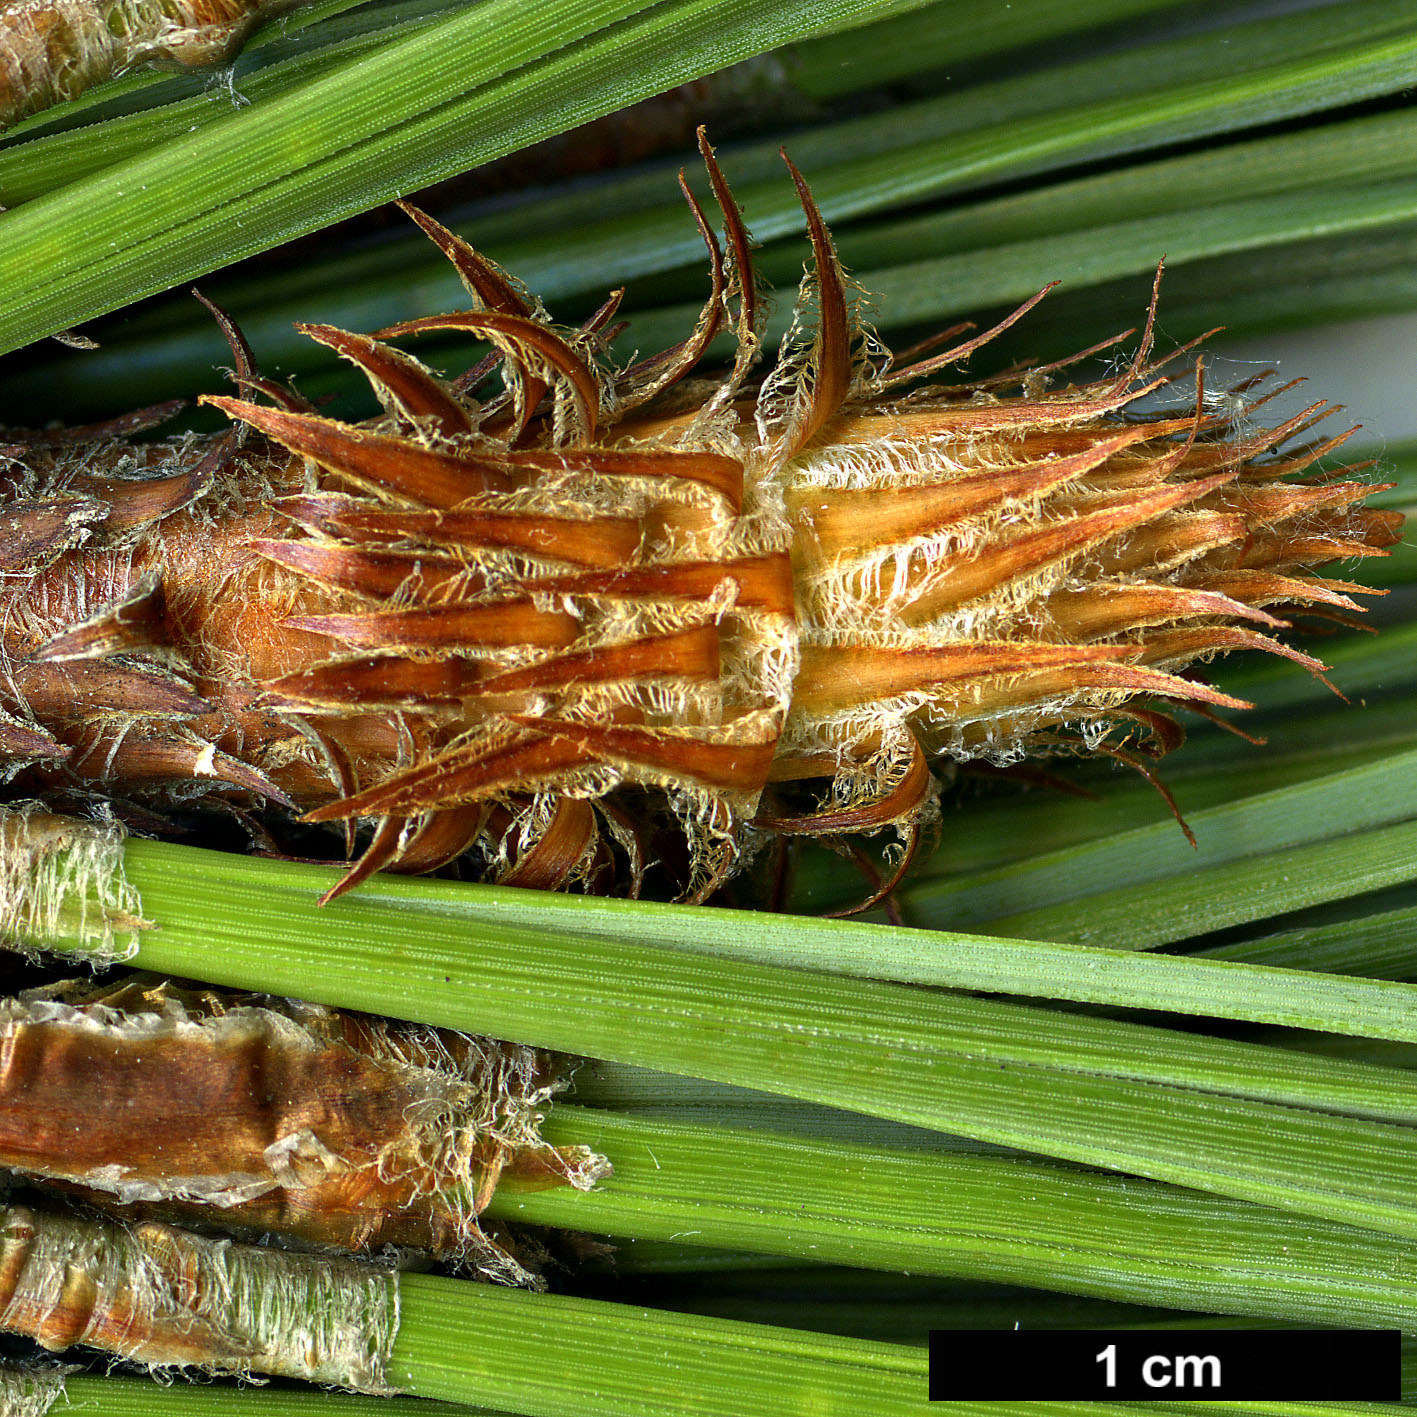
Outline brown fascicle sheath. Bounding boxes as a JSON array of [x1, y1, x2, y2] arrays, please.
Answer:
[[0, 975, 607, 1279], [0, 1202, 400, 1391]]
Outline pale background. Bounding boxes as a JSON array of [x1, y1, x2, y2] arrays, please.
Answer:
[[1211, 312, 1417, 452]]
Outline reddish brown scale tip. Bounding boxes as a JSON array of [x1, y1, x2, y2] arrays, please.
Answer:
[[507, 716, 780, 796], [793, 641, 1141, 716], [877, 281, 1059, 389], [9, 661, 211, 720], [375, 311, 600, 445], [614, 170, 726, 411], [297, 506, 645, 571], [395, 202, 535, 317], [0, 718, 66, 760], [285, 599, 580, 653], [193, 288, 257, 384], [250, 538, 477, 601], [498, 797, 599, 891], [264, 655, 484, 709], [3, 400, 184, 448], [471, 624, 722, 697], [777, 149, 852, 460], [317, 814, 406, 905], [201, 396, 513, 506], [32, 573, 168, 663], [302, 734, 601, 822], [0, 498, 108, 571], [296, 323, 476, 437], [758, 736, 931, 836], [530, 555, 794, 617], [897, 471, 1240, 627], [495, 447, 746, 512], [794, 424, 1158, 564]]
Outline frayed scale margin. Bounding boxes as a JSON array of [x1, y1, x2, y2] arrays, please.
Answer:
[[0, 1363, 68, 1417]]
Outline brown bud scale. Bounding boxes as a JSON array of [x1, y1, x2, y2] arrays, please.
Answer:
[[0, 134, 1400, 904]]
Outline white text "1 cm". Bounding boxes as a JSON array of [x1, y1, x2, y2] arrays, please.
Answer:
[[1096, 1344, 1222, 1389]]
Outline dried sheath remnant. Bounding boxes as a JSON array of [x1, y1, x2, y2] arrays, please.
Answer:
[[0, 975, 607, 1282], [0, 802, 145, 962], [0, 1363, 66, 1417], [0, 0, 304, 129], [0, 1203, 399, 1391]]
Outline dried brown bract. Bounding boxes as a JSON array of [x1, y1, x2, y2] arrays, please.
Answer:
[[0, 974, 607, 1280], [0, 132, 1400, 904]]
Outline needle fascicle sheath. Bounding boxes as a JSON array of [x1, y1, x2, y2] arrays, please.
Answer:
[[0, 973, 608, 1280], [0, 0, 307, 130], [0, 802, 145, 963], [0, 1202, 400, 1391]]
